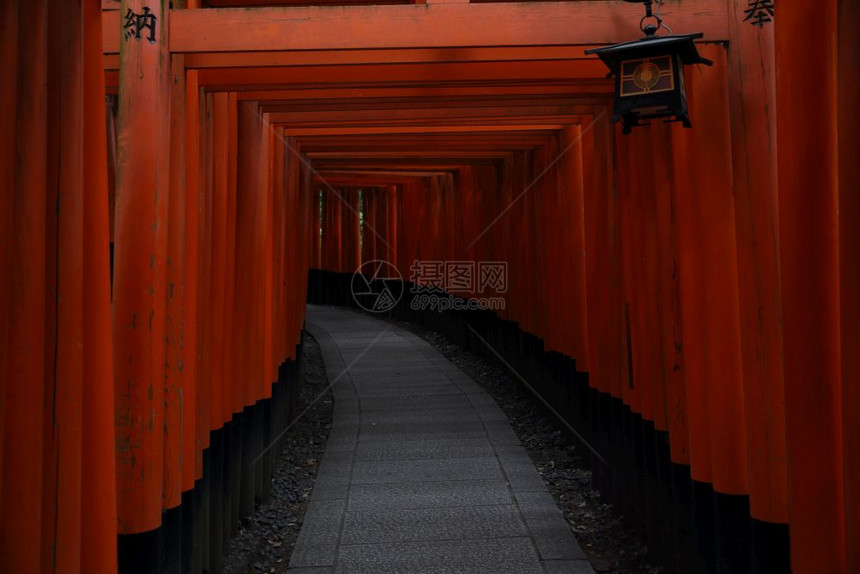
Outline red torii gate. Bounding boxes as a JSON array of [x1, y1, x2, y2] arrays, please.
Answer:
[[0, 1, 858, 573]]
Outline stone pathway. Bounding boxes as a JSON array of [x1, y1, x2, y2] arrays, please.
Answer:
[[289, 305, 594, 574]]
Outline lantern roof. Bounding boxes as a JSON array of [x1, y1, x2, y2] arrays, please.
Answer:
[[586, 33, 713, 73]]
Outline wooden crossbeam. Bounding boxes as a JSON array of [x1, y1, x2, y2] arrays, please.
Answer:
[[297, 135, 552, 151], [235, 84, 612, 102], [193, 60, 608, 89], [266, 104, 592, 124], [281, 124, 564, 136], [103, 0, 728, 55], [305, 150, 515, 158], [186, 46, 601, 68]]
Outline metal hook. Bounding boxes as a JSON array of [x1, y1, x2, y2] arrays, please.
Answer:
[[640, 14, 662, 36], [625, 0, 672, 36]]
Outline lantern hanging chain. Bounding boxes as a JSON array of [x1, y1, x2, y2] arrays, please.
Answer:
[[639, 0, 672, 35]]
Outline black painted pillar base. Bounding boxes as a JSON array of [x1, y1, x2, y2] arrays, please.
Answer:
[[118, 528, 161, 574], [116, 354, 303, 574]]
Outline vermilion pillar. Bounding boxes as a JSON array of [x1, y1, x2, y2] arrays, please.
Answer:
[[618, 127, 644, 414], [1, 1, 48, 570], [284, 136, 303, 356], [584, 108, 625, 400], [263, 119, 277, 390], [560, 125, 589, 370], [224, 93, 240, 419], [776, 2, 846, 572], [234, 100, 267, 407], [671, 91, 710, 486], [362, 190, 378, 264], [187, 0, 204, 483], [726, 0, 787, 525], [274, 127, 287, 374], [294, 158, 314, 349], [209, 92, 229, 431], [164, 52, 187, 512], [839, 1, 860, 570], [184, 69, 202, 488], [0, 0, 17, 527], [620, 125, 664, 423], [674, 46, 747, 495], [387, 185, 399, 268], [649, 121, 687, 460], [455, 168, 474, 264], [530, 141, 552, 350], [197, 91, 214, 460], [82, 0, 118, 570], [341, 189, 361, 273], [43, 1, 85, 569], [113, 0, 171, 535]]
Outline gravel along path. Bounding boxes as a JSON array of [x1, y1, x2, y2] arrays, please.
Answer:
[[223, 318, 659, 574], [223, 333, 333, 574]]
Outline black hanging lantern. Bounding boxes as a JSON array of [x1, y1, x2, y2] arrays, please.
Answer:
[[586, 0, 712, 134]]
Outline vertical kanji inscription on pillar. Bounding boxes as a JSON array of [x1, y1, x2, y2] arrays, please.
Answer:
[[123, 7, 157, 43], [114, 0, 170, 539]]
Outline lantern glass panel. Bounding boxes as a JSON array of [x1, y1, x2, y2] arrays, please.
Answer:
[[620, 56, 674, 96]]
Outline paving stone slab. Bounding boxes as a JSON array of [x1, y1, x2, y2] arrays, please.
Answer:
[[323, 432, 357, 450], [347, 480, 512, 511], [498, 454, 550, 493], [289, 499, 346, 568], [309, 461, 351, 502], [533, 536, 589, 561], [351, 374, 455, 383], [473, 406, 510, 422], [515, 490, 569, 523], [335, 538, 544, 574], [358, 420, 487, 440], [353, 437, 495, 461], [339, 505, 528, 544], [483, 419, 523, 445], [350, 456, 503, 485], [358, 407, 476, 425], [358, 395, 471, 411], [350, 385, 464, 398], [326, 426, 358, 443]]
